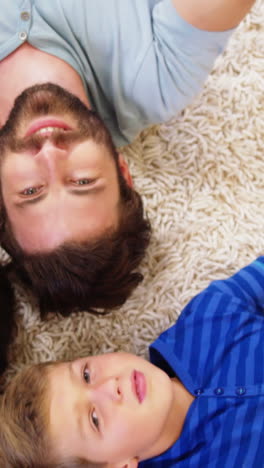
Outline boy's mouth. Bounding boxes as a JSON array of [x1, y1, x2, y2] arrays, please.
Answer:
[[131, 370, 146, 403]]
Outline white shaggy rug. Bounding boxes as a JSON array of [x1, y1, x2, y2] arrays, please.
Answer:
[[2, 0, 264, 383]]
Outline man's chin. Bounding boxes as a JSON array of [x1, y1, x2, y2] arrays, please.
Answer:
[[0, 83, 91, 142]]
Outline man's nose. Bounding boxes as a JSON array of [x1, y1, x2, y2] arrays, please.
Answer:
[[36, 139, 69, 178], [90, 377, 122, 403], [37, 139, 68, 162]]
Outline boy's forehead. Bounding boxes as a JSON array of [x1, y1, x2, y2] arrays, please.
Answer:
[[48, 362, 71, 410], [48, 362, 78, 441], [49, 360, 70, 381]]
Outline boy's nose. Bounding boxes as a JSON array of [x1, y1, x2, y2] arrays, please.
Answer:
[[91, 377, 122, 403]]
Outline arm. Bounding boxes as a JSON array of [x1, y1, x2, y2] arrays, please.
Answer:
[[60, 0, 256, 144], [172, 0, 255, 31]]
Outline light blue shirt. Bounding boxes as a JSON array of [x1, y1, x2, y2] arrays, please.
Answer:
[[0, 0, 233, 146]]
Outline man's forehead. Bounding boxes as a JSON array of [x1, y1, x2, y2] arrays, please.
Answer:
[[8, 195, 118, 253]]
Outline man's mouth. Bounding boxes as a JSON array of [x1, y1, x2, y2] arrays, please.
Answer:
[[25, 118, 72, 137], [131, 370, 146, 403]]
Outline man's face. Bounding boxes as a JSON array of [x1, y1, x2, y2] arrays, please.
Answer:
[[0, 84, 131, 253], [48, 353, 178, 467]]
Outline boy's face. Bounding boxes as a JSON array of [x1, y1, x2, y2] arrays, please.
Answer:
[[48, 352, 179, 467]]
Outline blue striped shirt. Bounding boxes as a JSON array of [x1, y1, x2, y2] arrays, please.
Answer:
[[140, 257, 264, 467]]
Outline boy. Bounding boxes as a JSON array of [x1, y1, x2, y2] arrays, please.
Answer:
[[1, 256, 264, 467]]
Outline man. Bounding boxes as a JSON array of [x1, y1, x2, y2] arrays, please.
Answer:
[[0, 1, 255, 314]]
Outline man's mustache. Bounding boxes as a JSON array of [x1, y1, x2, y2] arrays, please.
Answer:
[[9, 129, 89, 153]]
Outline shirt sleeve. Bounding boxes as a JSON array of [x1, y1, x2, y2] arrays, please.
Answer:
[[129, 0, 234, 139], [207, 256, 264, 314], [53, 0, 235, 144]]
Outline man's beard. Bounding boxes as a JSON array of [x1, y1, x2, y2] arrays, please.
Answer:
[[0, 82, 114, 157]]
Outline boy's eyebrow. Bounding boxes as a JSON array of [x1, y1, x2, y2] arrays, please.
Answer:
[[69, 362, 87, 440]]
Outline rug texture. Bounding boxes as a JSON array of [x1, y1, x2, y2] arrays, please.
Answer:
[[2, 0, 264, 383]]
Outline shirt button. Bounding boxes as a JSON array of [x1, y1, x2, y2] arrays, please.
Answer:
[[195, 388, 204, 396], [214, 387, 224, 395], [236, 387, 246, 396], [21, 11, 30, 21], [19, 31, 28, 42]]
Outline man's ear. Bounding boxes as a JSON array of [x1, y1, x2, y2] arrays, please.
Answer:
[[108, 457, 138, 468], [118, 154, 133, 188]]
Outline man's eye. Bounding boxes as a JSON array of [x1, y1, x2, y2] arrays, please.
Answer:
[[83, 366, 91, 384], [21, 186, 41, 196], [75, 178, 94, 186], [91, 408, 100, 430]]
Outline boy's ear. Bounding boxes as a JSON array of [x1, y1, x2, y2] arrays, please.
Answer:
[[108, 457, 138, 468], [118, 153, 134, 188]]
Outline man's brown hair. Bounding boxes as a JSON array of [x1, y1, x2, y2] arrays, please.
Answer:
[[0, 169, 151, 316], [0, 174, 150, 372], [0, 84, 151, 372]]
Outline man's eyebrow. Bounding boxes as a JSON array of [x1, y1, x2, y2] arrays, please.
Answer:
[[14, 193, 47, 207], [67, 186, 105, 196], [14, 185, 105, 207]]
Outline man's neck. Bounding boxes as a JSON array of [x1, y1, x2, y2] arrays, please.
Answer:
[[0, 43, 90, 127]]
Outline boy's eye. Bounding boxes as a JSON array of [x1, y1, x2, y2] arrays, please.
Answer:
[[91, 408, 100, 430], [83, 366, 91, 383]]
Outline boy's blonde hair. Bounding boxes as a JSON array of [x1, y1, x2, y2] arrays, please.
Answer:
[[0, 362, 101, 468]]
